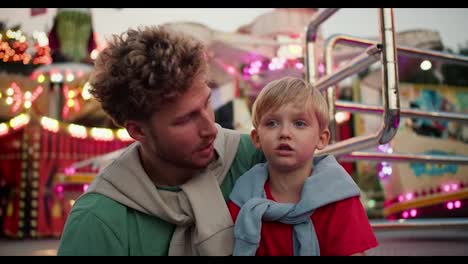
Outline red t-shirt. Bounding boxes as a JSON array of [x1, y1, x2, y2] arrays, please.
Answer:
[[227, 180, 378, 256]]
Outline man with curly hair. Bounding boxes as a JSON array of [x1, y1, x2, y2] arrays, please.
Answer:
[[57, 26, 332, 256]]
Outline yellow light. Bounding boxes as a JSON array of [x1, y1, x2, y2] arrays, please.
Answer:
[[117, 128, 133, 141], [90, 127, 114, 141], [335, 111, 351, 124], [0, 123, 8, 136], [24, 101, 32, 109], [68, 90, 76, 98], [5, 97, 13, 105], [37, 74, 46, 83], [9, 114, 30, 130], [90, 49, 99, 60], [288, 45, 302, 56], [81, 82, 93, 100], [6, 30, 14, 39], [69, 200, 76, 207], [420, 60, 432, 71], [66, 73, 74, 82], [6, 88, 14, 96], [68, 124, 87, 139], [40, 116, 59, 133], [67, 99, 75, 108], [24, 91, 32, 100], [51, 73, 63, 83]]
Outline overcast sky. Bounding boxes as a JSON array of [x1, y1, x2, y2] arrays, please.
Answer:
[[1, 8, 468, 51]]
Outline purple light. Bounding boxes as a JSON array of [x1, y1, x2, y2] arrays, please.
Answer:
[[447, 201, 454, 210], [402, 211, 409, 218], [454, 200, 461, 208], [410, 209, 417, 217]]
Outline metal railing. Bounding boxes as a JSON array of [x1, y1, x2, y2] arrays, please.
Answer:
[[370, 218, 468, 230], [304, 8, 468, 164]]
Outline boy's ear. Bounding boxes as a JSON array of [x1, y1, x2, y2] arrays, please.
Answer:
[[250, 128, 262, 149], [125, 120, 146, 142], [316, 128, 330, 150]]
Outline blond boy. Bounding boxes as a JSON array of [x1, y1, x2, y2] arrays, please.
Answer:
[[228, 77, 378, 256]]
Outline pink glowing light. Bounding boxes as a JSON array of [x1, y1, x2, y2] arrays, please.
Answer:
[[295, 62, 304, 70], [398, 195, 404, 202], [402, 211, 409, 219], [447, 202, 454, 210], [226, 66, 236, 75], [268, 62, 276, 71], [251, 60, 262, 68], [443, 184, 451, 192], [454, 200, 461, 208], [405, 193, 413, 200], [451, 183, 459, 191], [64, 167, 76, 175], [318, 63, 325, 74], [410, 209, 417, 217], [56, 185, 63, 193], [83, 184, 89, 192]]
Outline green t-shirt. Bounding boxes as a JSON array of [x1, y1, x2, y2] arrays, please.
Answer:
[[57, 134, 265, 256]]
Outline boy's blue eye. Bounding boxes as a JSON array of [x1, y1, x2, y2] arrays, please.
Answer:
[[266, 120, 278, 128], [294, 120, 306, 128]]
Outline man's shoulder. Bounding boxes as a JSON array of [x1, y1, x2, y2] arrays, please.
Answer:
[[71, 192, 128, 219]]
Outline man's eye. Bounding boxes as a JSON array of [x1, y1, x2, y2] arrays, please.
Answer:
[[174, 114, 194, 125]]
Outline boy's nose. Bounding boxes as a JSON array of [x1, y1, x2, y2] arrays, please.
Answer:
[[279, 125, 292, 140]]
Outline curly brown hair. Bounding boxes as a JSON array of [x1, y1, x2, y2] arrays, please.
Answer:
[[89, 25, 207, 127]]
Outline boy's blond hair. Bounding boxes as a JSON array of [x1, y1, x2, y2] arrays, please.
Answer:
[[251, 76, 329, 131]]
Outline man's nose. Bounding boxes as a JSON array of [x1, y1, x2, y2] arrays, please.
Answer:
[[200, 109, 217, 137]]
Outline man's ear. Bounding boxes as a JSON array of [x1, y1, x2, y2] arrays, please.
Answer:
[[316, 128, 330, 150], [125, 120, 146, 142], [250, 128, 261, 149]]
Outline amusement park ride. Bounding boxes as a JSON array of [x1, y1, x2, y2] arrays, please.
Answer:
[[0, 8, 467, 239]]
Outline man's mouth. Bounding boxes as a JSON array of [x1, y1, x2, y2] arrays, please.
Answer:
[[198, 139, 215, 152]]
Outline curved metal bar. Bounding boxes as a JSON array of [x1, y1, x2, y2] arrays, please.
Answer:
[[316, 44, 382, 142], [326, 35, 468, 67], [335, 100, 468, 124], [316, 8, 400, 156], [315, 45, 381, 93], [371, 218, 468, 230], [339, 151, 468, 164], [304, 8, 339, 85]]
